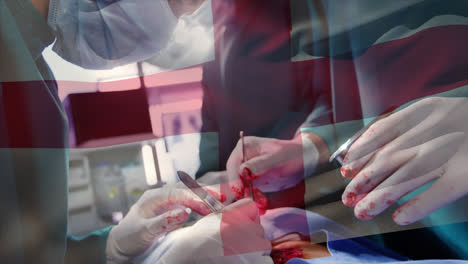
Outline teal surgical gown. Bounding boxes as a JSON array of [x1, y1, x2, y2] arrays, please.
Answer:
[[0, 0, 110, 263]]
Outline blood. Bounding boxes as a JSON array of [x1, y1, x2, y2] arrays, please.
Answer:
[[220, 192, 227, 203], [231, 184, 245, 200], [354, 193, 368, 205], [340, 166, 360, 178], [166, 213, 186, 225], [386, 200, 395, 206], [179, 198, 211, 216], [365, 179, 371, 184], [343, 155, 350, 164], [258, 208, 267, 215], [369, 201, 376, 210], [206, 188, 227, 203], [157, 198, 209, 217], [253, 187, 268, 210], [241, 167, 256, 181], [355, 208, 374, 220], [342, 192, 356, 206], [354, 183, 362, 192], [340, 166, 347, 177], [271, 248, 304, 264]]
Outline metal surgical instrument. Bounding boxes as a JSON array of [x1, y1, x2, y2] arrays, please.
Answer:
[[329, 108, 396, 166], [177, 171, 224, 214]]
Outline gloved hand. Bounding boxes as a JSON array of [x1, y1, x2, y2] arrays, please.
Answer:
[[197, 170, 254, 210], [340, 97, 468, 225], [156, 199, 273, 264], [225, 133, 320, 209], [106, 184, 223, 263]]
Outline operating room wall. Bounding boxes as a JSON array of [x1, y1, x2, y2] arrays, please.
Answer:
[[62, 71, 207, 235]]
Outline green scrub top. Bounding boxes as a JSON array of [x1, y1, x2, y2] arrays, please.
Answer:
[[0, 0, 110, 263]]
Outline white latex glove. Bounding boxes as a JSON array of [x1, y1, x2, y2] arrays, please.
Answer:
[[340, 97, 468, 225], [197, 170, 239, 205], [194, 166, 262, 211], [225, 133, 319, 208], [156, 199, 273, 264], [106, 184, 222, 263]]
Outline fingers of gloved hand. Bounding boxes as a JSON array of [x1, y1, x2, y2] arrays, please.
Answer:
[[146, 208, 190, 237], [355, 108, 457, 173], [226, 140, 245, 192], [367, 132, 464, 191], [345, 98, 441, 164], [238, 153, 280, 181], [218, 178, 245, 201], [172, 190, 215, 216], [228, 136, 263, 169], [239, 156, 304, 198], [341, 151, 376, 179], [342, 149, 416, 207], [226, 137, 263, 197], [204, 186, 227, 203], [236, 137, 293, 181], [391, 170, 464, 225], [353, 169, 440, 220], [105, 208, 191, 263], [344, 116, 401, 164], [139, 187, 212, 216], [198, 171, 232, 202], [349, 132, 466, 218]]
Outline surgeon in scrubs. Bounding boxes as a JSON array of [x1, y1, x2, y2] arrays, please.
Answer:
[[224, 0, 468, 260]]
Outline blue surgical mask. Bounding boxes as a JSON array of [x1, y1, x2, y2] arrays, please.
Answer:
[[47, 0, 178, 69]]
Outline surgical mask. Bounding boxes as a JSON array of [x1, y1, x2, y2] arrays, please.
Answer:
[[47, 0, 178, 69]]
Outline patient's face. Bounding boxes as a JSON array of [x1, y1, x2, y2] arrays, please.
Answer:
[[270, 233, 331, 264]]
